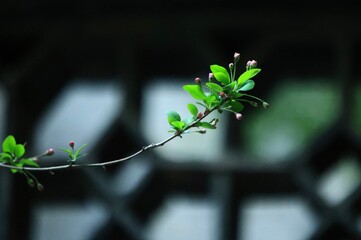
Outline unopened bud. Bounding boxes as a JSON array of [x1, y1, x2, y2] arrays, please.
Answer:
[[263, 102, 270, 109], [235, 113, 243, 120], [46, 148, 55, 156], [37, 183, 44, 192], [250, 60, 257, 68], [198, 129, 207, 134], [246, 60, 258, 70], [251, 101, 258, 107], [197, 112, 204, 119], [229, 63, 234, 70], [234, 52, 240, 63], [219, 92, 226, 98], [208, 73, 214, 80], [27, 178, 35, 187], [69, 141, 75, 149], [195, 77, 201, 84]]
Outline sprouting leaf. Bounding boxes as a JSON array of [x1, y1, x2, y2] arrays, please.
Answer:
[[238, 80, 255, 91], [18, 158, 40, 168], [222, 100, 244, 113], [183, 85, 207, 100], [0, 152, 13, 163], [14, 144, 25, 158], [237, 68, 261, 85], [2, 135, 16, 153], [170, 121, 185, 130], [203, 95, 219, 108], [200, 122, 216, 129], [75, 144, 88, 158], [206, 82, 223, 93], [167, 111, 181, 124], [187, 104, 198, 117], [224, 81, 237, 92], [210, 65, 230, 85]]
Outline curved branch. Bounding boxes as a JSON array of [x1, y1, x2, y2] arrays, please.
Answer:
[[0, 108, 217, 172]]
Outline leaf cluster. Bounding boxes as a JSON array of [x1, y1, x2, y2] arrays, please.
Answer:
[[167, 54, 266, 134]]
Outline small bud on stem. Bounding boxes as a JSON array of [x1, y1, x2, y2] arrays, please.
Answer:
[[195, 77, 201, 84], [234, 52, 240, 63], [69, 141, 75, 149], [235, 113, 243, 120]]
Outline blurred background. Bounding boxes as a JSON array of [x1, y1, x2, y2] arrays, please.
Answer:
[[1, 1, 361, 240]]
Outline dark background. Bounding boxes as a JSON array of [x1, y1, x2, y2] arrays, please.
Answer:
[[1, 1, 361, 240]]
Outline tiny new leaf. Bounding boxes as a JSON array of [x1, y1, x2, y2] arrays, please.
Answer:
[[2, 135, 16, 153], [210, 65, 230, 85], [237, 68, 261, 85], [187, 103, 198, 117]]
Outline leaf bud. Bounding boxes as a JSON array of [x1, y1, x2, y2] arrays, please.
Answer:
[[69, 141, 75, 149], [235, 113, 243, 120], [234, 52, 240, 63], [195, 77, 201, 84], [197, 112, 204, 119]]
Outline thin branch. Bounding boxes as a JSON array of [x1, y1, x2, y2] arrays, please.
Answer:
[[0, 108, 217, 172]]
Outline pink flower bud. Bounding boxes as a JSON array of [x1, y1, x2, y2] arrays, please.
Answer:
[[195, 77, 201, 84], [235, 113, 243, 120], [234, 52, 240, 63], [197, 112, 204, 119], [69, 141, 75, 148], [208, 73, 214, 80], [219, 92, 226, 98], [250, 60, 257, 68], [46, 148, 55, 156]]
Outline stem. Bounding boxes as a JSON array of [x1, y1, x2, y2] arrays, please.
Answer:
[[0, 108, 218, 172]]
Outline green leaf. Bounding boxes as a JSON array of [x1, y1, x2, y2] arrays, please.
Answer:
[[2, 135, 16, 153], [238, 80, 255, 91], [224, 81, 237, 92], [19, 158, 40, 168], [0, 152, 13, 163], [210, 65, 230, 85], [170, 121, 185, 130], [237, 68, 261, 85], [222, 100, 244, 113], [200, 122, 216, 129], [203, 95, 219, 108], [187, 104, 198, 117], [75, 144, 88, 158], [167, 111, 181, 124], [183, 85, 207, 100], [14, 144, 25, 158], [206, 82, 223, 93]]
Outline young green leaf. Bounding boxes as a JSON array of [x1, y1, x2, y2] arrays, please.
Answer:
[[18, 158, 40, 168], [210, 65, 230, 85], [183, 85, 207, 100], [238, 80, 255, 91], [170, 121, 185, 131], [167, 111, 181, 124], [237, 68, 261, 85], [75, 144, 88, 158], [222, 100, 244, 113], [2, 135, 16, 153], [200, 122, 216, 129], [187, 104, 198, 117], [14, 144, 25, 158], [206, 82, 223, 93]]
